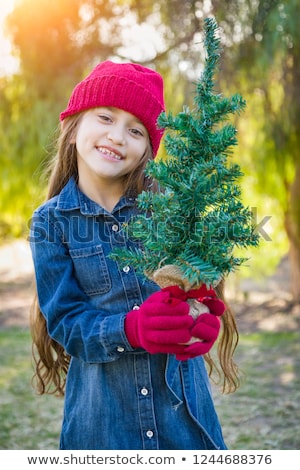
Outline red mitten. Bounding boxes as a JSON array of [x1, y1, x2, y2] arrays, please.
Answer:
[[200, 296, 225, 317], [125, 290, 194, 355], [163, 284, 226, 317], [175, 313, 221, 361]]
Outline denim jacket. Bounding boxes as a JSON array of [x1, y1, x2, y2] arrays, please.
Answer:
[[30, 177, 227, 450]]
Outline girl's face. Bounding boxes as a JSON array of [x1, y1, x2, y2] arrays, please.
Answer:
[[74, 107, 149, 189]]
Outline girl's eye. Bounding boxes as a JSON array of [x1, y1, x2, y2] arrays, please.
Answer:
[[98, 114, 112, 122], [130, 128, 144, 137]]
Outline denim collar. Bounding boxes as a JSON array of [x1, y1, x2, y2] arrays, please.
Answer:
[[56, 177, 136, 215]]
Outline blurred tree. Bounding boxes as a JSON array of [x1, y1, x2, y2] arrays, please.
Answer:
[[6, 0, 207, 100], [2, 0, 206, 239], [253, 0, 300, 301], [3, 0, 300, 301], [0, 72, 64, 237], [6, 0, 120, 98], [208, 0, 300, 301]]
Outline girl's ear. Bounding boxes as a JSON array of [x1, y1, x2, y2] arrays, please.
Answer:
[[69, 134, 76, 144]]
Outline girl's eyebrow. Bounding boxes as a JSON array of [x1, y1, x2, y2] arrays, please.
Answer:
[[101, 107, 146, 126], [132, 119, 147, 130]]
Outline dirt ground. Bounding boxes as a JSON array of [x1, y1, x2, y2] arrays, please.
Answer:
[[1, 239, 300, 333]]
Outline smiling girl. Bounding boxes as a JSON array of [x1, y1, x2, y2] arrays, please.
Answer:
[[30, 61, 230, 450], [74, 106, 149, 211]]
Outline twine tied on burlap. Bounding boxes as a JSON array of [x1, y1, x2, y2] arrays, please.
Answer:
[[151, 264, 209, 344]]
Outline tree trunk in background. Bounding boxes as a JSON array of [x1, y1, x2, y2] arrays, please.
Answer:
[[284, 164, 300, 302], [288, 244, 300, 303]]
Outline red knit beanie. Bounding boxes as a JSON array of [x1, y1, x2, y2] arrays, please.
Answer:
[[60, 61, 165, 156]]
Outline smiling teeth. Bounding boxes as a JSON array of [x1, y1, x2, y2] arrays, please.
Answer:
[[98, 147, 122, 160]]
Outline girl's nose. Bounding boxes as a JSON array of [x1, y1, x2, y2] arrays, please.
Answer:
[[107, 125, 126, 145]]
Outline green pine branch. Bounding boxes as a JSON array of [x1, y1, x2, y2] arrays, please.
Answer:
[[111, 17, 260, 287]]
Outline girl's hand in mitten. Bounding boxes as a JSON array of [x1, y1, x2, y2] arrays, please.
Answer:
[[162, 284, 226, 317], [175, 313, 221, 361], [125, 290, 194, 355], [199, 295, 225, 317]]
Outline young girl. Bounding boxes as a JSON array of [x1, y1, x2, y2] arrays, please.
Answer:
[[30, 61, 239, 450]]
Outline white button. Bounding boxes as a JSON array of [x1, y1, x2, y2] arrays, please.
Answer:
[[123, 266, 130, 273], [146, 430, 154, 438], [112, 224, 119, 232], [117, 346, 125, 353], [141, 387, 148, 396], [132, 304, 140, 310]]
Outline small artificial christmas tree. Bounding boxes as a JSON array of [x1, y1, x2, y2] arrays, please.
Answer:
[[112, 17, 259, 300]]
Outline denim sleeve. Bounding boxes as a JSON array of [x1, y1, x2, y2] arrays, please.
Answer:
[[30, 210, 135, 363]]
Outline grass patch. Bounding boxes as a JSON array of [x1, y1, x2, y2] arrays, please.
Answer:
[[0, 328, 299, 449], [213, 331, 300, 450], [0, 328, 63, 449]]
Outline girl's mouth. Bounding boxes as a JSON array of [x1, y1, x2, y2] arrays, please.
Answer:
[[96, 146, 124, 161]]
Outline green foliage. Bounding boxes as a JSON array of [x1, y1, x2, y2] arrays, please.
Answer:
[[3, 0, 298, 288], [0, 76, 59, 239], [112, 18, 259, 286], [218, 0, 300, 283]]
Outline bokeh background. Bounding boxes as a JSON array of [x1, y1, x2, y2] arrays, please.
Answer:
[[0, 0, 300, 450]]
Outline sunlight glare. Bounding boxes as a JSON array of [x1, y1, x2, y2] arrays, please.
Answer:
[[0, 0, 19, 76]]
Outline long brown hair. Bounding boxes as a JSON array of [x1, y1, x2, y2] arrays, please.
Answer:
[[205, 280, 240, 394], [31, 114, 240, 397]]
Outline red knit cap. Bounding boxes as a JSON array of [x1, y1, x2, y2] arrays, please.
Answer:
[[60, 61, 165, 156]]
